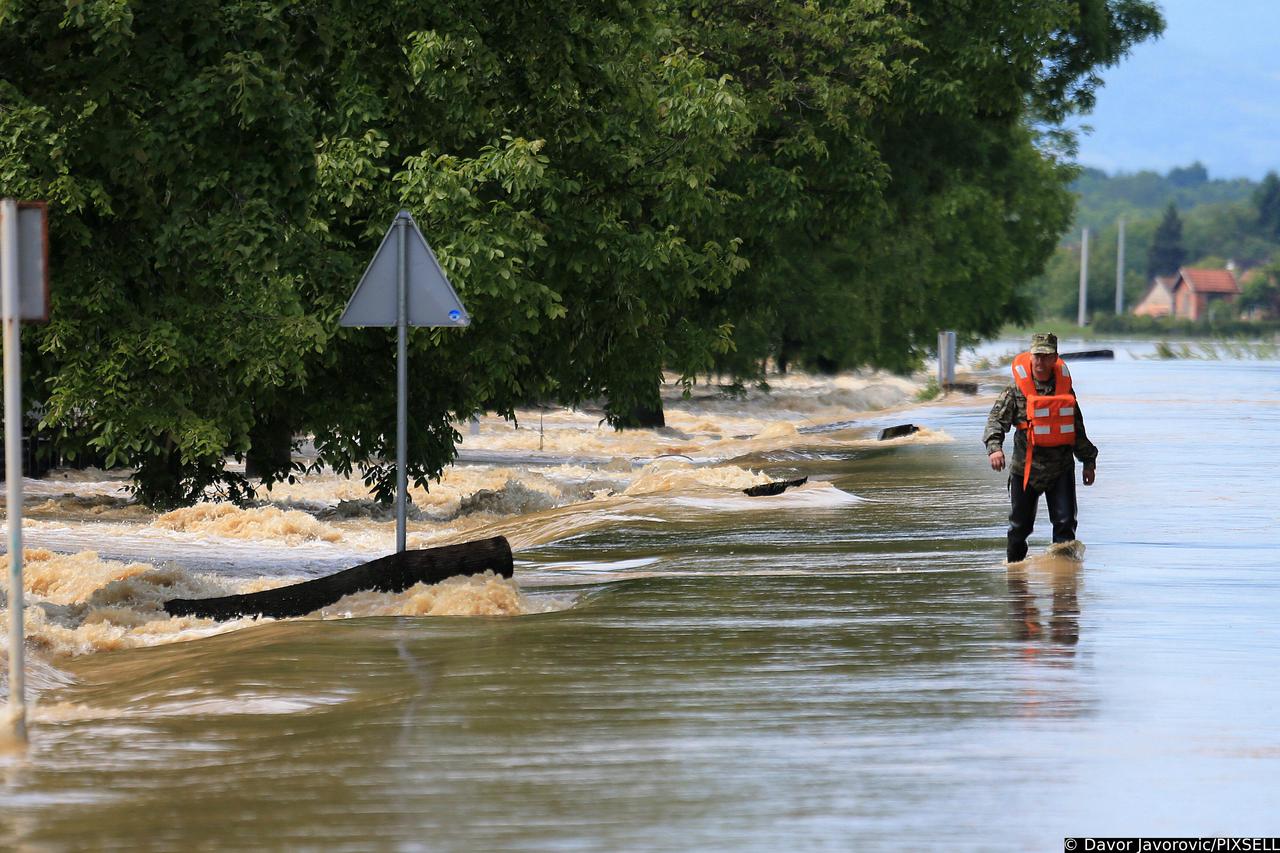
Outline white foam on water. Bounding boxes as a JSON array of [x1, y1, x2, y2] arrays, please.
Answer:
[[2, 366, 932, 669], [312, 571, 565, 619], [0, 550, 567, 664], [152, 504, 344, 545]]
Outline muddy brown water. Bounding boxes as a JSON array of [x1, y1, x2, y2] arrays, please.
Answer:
[[3, 342, 1279, 849]]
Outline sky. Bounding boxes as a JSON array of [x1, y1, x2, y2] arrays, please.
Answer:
[[1070, 0, 1280, 181]]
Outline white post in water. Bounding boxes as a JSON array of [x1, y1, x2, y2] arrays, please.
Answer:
[[1115, 217, 1126, 315], [1077, 227, 1090, 327], [1, 198, 25, 742], [937, 330, 956, 389]]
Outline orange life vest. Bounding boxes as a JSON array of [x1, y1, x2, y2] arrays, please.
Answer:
[[1011, 352, 1076, 488]]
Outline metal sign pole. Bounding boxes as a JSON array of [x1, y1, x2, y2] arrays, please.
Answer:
[[936, 330, 956, 389], [338, 209, 469, 558], [396, 214, 408, 554], [1, 198, 26, 741]]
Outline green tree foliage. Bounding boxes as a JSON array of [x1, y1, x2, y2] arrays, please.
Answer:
[[0, 0, 327, 505], [1167, 162, 1208, 188], [1031, 219, 1153, 321], [695, 0, 1159, 375], [1256, 172, 1280, 242], [1147, 202, 1186, 279], [661, 0, 919, 376], [1069, 164, 1257, 235], [1240, 261, 1280, 318], [1, 0, 1164, 505], [2, 0, 757, 503], [299, 1, 758, 488]]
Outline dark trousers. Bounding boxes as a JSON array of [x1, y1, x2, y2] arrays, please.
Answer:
[[1006, 467, 1077, 562]]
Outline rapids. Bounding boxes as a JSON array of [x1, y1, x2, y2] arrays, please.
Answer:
[[1, 369, 928, 660]]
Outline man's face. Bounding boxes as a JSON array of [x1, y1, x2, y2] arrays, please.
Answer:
[[1031, 352, 1056, 381]]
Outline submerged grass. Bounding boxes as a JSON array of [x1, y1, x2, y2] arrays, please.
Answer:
[[970, 350, 1018, 371], [1148, 340, 1280, 360], [915, 378, 941, 402], [1006, 319, 1280, 342]]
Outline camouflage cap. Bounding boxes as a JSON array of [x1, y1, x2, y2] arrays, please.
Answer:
[[1029, 332, 1058, 355]]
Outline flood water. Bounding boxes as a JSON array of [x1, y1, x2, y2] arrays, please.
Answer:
[[3, 340, 1279, 849]]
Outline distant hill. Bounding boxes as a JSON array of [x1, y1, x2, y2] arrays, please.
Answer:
[[1068, 162, 1258, 236]]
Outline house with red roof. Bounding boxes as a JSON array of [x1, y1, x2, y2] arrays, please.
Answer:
[[1170, 267, 1240, 321]]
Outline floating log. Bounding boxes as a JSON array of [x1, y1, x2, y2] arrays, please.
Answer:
[[743, 476, 808, 497], [1060, 349, 1114, 361], [163, 536, 513, 621], [877, 424, 919, 441]]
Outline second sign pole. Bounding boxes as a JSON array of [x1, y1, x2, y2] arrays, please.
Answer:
[[396, 215, 408, 553]]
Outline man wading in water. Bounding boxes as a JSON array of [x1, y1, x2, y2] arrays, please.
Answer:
[[983, 332, 1098, 563]]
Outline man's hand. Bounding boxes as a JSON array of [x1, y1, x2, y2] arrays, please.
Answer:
[[1083, 465, 1096, 486], [989, 450, 1005, 472]]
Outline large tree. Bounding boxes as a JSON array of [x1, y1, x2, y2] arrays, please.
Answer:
[[1, 0, 1163, 506], [1, 0, 327, 505], [1147, 202, 1186, 279], [695, 0, 1162, 375], [1256, 171, 1280, 242], [2, 0, 758, 504], [293, 1, 763, 494]]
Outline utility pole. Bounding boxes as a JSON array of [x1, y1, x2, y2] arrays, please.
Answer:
[[1077, 227, 1089, 327], [1116, 217, 1126, 315]]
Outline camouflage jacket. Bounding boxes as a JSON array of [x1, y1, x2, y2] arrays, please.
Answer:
[[983, 376, 1098, 490]]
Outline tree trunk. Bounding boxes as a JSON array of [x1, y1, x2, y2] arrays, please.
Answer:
[[246, 415, 295, 481], [607, 375, 666, 430], [133, 444, 186, 508], [613, 400, 665, 429]]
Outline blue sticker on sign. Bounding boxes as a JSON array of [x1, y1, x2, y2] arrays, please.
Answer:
[[449, 310, 462, 322]]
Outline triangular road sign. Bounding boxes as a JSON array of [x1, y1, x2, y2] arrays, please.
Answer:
[[339, 211, 470, 327]]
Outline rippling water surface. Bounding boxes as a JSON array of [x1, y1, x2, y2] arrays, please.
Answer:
[[3, 342, 1280, 849]]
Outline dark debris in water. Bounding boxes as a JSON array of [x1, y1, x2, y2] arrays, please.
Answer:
[[877, 424, 919, 441], [459, 480, 558, 517], [315, 499, 424, 522], [742, 477, 808, 497]]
